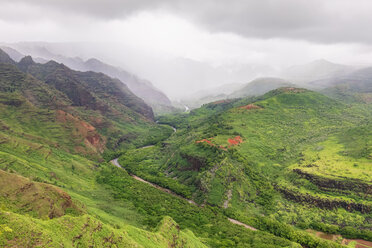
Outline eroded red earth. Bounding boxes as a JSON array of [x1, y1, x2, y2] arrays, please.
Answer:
[[196, 136, 243, 150]]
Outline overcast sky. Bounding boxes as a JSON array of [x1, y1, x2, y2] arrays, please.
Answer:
[[1, 0, 372, 98]]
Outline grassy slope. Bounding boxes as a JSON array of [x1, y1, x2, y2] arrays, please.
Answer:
[[0, 170, 83, 219], [97, 165, 305, 248], [1, 49, 370, 247], [0, 90, 308, 246], [0, 106, 299, 247], [0, 212, 207, 248], [0, 60, 171, 157], [0, 53, 306, 247], [0, 94, 197, 247], [123, 88, 372, 245], [0, 54, 207, 246]]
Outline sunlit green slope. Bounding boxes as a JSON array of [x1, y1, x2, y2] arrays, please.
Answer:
[[125, 87, 372, 245]]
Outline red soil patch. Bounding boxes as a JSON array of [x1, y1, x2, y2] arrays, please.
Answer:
[[196, 137, 228, 150], [238, 104, 261, 110], [228, 136, 243, 146], [56, 110, 105, 153], [89, 117, 109, 129], [196, 136, 243, 149], [86, 133, 101, 146], [57, 110, 95, 132], [80, 121, 95, 132]]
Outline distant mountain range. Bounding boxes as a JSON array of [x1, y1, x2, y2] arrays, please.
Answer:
[[0, 48, 165, 156], [312, 67, 372, 92], [317, 67, 372, 103], [1, 45, 175, 114], [280, 59, 372, 102], [180, 78, 295, 109], [281, 59, 356, 86], [180, 59, 372, 109], [7, 43, 371, 110]]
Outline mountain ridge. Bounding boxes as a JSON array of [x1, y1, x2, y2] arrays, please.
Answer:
[[0, 48, 173, 158], [1, 45, 175, 113]]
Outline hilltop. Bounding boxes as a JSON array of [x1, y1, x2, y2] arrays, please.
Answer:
[[143, 87, 372, 245]]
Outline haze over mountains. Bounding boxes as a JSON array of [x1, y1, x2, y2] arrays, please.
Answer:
[[179, 59, 372, 108], [4, 42, 372, 115], [2, 1, 372, 247], [281, 59, 357, 87], [0, 47, 173, 155], [1, 44, 174, 114], [0, 42, 283, 99]]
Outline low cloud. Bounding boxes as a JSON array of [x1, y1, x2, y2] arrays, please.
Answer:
[[3, 0, 372, 44], [2, 0, 372, 98]]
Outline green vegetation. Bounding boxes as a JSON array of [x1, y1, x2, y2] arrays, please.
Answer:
[[1, 48, 371, 247], [0, 52, 209, 247], [293, 137, 371, 181], [97, 165, 300, 248], [0, 211, 207, 248], [118, 146, 194, 198], [132, 88, 372, 245]]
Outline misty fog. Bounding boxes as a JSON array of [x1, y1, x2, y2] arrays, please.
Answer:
[[2, 0, 372, 100]]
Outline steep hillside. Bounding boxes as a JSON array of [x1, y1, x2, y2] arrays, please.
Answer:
[[0, 49, 207, 247], [2, 45, 371, 247], [0, 170, 83, 219], [0, 48, 177, 156], [133, 87, 372, 245], [3, 45, 175, 114], [17, 56, 154, 120], [82, 58, 174, 113], [0, 171, 206, 247], [0, 48, 312, 248], [0, 212, 207, 248]]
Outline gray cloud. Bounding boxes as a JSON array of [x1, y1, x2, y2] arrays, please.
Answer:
[[1, 0, 165, 20], [3, 0, 372, 44], [3, 0, 372, 98]]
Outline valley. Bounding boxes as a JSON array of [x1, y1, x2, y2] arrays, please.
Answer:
[[0, 46, 371, 248], [110, 139, 257, 230]]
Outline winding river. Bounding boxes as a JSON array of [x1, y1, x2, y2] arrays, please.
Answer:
[[110, 123, 372, 245], [110, 124, 258, 232]]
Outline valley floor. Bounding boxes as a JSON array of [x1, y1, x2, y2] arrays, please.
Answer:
[[111, 156, 258, 231]]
